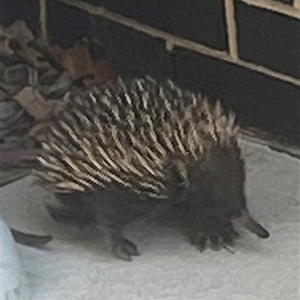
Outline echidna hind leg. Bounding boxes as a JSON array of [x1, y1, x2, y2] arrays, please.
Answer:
[[109, 232, 140, 261], [50, 191, 145, 261], [95, 226, 140, 261], [48, 202, 140, 260]]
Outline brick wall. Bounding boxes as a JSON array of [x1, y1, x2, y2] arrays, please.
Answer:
[[1, 0, 300, 144]]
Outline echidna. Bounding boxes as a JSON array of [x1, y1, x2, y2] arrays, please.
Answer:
[[36, 76, 269, 260]]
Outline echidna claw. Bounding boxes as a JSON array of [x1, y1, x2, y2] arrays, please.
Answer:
[[11, 229, 52, 247], [222, 244, 236, 254], [192, 228, 240, 253], [122, 238, 141, 256], [112, 237, 140, 261], [210, 235, 222, 251], [199, 237, 208, 252]]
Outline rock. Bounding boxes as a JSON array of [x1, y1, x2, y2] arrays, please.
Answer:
[[3, 64, 30, 86], [0, 101, 22, 121], [0, 88, 9, 101]]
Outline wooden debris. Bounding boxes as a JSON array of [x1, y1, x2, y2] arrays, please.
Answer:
[[14, 87, 59, 120]]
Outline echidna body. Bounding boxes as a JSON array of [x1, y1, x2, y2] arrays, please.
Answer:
[[37, 77, 269, 260]]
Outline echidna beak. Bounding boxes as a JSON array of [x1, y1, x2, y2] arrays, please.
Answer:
[[234, 210, 270, 239]]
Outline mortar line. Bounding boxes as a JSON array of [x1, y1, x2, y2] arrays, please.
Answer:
[[39, 0, 48, 41], [225, 0, 239, 61]]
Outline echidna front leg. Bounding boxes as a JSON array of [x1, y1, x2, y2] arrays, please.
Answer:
[[94, 225, 140, 261], [108, 231, 140, 261], [188, 214, 239, 252]]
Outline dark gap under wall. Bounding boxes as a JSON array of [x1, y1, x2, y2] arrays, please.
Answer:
[[47, 0, 91, 47], [0, 0, 40, 32], [272, 0, 294, 4], [91, 17, 173, 80]]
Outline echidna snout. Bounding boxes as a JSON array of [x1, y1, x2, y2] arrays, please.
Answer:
[[184, 145, 269, 246], [233, 210, 270, 239]]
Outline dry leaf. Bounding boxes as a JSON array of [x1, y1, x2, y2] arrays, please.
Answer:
[[0, 20, 34, 56], [14, 87, 56, 120], [29, 119, 54, 142], [4, 20, 34, 48], [52, 41, 116, 85], [3, 64, 30, 86], [0, 28, 14, 56], [0, 101, 22, 120], [41, 70, 72, 96]]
